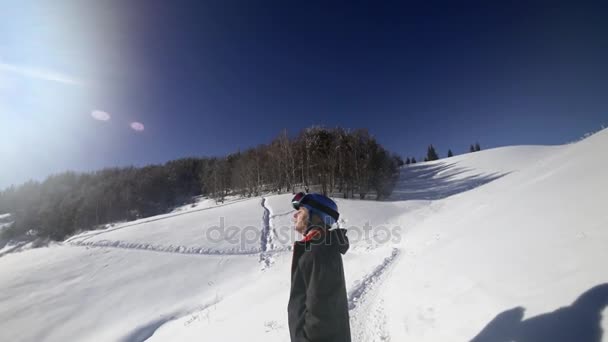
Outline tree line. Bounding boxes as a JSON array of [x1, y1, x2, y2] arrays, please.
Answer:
[[404, 142, 481, 164], [0, 126, 401, 241]]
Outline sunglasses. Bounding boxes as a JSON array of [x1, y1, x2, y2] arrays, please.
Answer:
[[291, 192, 339, 221]]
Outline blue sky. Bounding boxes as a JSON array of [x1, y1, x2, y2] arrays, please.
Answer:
[[1, 1, 607, 189]]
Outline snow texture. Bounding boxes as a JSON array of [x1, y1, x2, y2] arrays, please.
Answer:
[[1, 128, 608, 341]]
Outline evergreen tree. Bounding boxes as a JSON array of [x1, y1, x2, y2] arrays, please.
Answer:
[[426, 145, 439, 161], [447, 149, 453, 157], [411, 157, 417, 164], [469, 144, 475, 153], [475, 142, 481, 151], [405, 157, 411, 165]]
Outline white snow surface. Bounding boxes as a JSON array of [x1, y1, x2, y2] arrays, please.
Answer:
[[1, 129, 608, 341]]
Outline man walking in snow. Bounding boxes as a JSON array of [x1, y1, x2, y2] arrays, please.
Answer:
[[288, 192, 351, 342]]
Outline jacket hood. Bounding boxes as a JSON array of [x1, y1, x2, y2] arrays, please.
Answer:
[[329, 228, 350, 255]]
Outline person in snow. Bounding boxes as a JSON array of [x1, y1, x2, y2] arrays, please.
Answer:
[[288, 192, 351, 342]]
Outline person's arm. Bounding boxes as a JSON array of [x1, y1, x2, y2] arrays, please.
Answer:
[[300, 251, 342, 341]]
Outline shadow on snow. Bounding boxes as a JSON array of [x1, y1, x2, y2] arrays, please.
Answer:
[[121, 314, 179, 342], [470, 283, 608, 342], [389, 162, 509, 201]]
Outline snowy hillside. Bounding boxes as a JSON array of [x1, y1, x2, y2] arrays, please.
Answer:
[[1, 129, 607, 341]]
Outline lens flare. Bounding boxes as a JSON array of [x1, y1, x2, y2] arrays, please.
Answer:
[[91, 110, 110, 121], [130, 122, 144, 132]]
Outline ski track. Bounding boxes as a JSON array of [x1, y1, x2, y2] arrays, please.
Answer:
[[67, 239, 290, 257], [348, 248, 400, 310], [259, 197, 275, 269], [64, 195, 294, 259], [64, 197, 252, 244], [349, 248, 401, 342], [269, 210, 294, 218]]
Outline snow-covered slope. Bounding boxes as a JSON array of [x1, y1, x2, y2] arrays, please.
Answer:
[[65, 197, 271, 254], [384, 129, 608, 341], [0, 129, 607, 342]]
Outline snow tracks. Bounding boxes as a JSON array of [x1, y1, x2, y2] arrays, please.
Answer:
[[65, 196, 289, 267], [259, 197, 276, 269], [349, 248, 401, 342]]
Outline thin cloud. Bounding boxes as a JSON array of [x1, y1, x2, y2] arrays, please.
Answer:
[[91, 110, 111, 121], [130, 122, 144, 132], [0, 62, 83, 86]]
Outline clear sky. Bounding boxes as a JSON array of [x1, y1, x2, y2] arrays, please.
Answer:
[[1, 1, 607, 189]]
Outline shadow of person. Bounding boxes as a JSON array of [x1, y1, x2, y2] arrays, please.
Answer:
[[471, 283, 608, 342]]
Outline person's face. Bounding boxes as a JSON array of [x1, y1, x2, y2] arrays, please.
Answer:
[[293, 207, 309, 235]]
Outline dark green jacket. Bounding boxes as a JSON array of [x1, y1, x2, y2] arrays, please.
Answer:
[[288, 228, 351, 342]]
